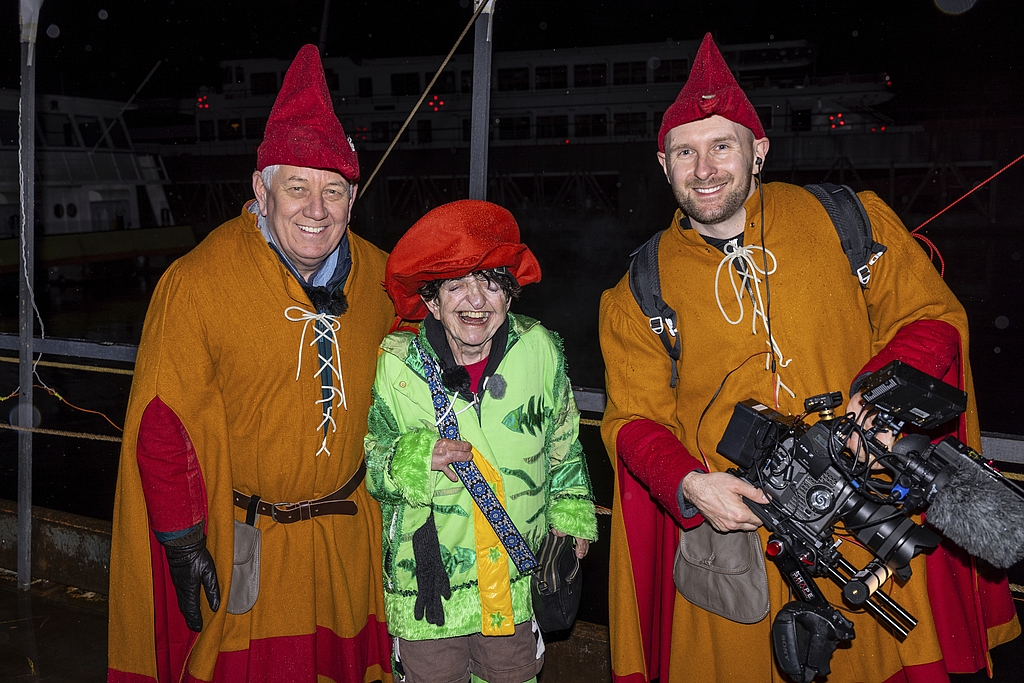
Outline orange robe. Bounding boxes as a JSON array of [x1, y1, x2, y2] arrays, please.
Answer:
[[108, 207, 395, 682], [599, 183, 1019, 683]]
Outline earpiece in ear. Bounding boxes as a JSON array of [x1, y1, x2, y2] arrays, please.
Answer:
[[756, 157, 764, 168]]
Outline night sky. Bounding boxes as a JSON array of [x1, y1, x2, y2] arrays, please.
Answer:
[[3, 0, 1022, 123]]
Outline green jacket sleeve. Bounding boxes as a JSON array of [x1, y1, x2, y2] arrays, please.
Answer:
[[364, 353, 441, 507], [544, 331, 598, 541]]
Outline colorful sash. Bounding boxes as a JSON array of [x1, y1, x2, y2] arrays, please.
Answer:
[[413, 338, 540, 576]]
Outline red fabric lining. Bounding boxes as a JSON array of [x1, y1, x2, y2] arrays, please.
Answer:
[[186, 619, 391, 683], [617, 419, 707, 529], [617, 459, 678, 683], [855, 319, 959, 382], [136, 397, 206, 534]]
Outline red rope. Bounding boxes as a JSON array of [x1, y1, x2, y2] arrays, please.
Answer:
[[913, 152, 1024, 234], [909, 152, 1024, 277]]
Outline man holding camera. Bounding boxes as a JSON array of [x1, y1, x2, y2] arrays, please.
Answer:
[[599, 33, 1018, 682]]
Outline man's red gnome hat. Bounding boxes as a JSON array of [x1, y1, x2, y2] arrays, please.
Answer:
[[256, 44, 359, 182], [658, 33, 765, 152]]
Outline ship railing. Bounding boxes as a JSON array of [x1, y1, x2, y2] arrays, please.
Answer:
[[3, 333, 1022, 460], [2, 333, 1023, 593]]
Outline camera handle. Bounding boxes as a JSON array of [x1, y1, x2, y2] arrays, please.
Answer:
[[743, 496, 916, 641]]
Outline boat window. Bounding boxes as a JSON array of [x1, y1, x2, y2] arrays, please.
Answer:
[[218, 119, 243, 140], [652, 58, 689, 83], [575, 114, 608, 137], [324, 69, 340, 92], [790, 109, 812, 132], [221, 66, 244, 85], [613, 62, 647, 85], [497, 68, 530, 92], [358, 77, 373, 98], [536, 115, 568, 139], [245, 117, 267, 140], [250, 72, 278, 96], [756, 105, 774, 132], [426, 71, 457, 94], [77, 116, 108, 149], [38, 113, 79, 147], [497, 116, 531, 140], [54, 204, 65, 219], [0, 110, 17, 145], [67, 203, 78, 218], [371, 121, 390, 142], [391, 73, 420, 96], [574, 64, 607, 88], [535, 66, 568, 90], [372, 121, 409, 143], [198, 120, 216, 142], [460, 70, 473, 94], [418, 119, 433, 144], [613, 112, 647, 137], [103, 118, 131, 149]]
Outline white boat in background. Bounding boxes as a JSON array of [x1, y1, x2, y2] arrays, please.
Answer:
[[0, 90, 193, 277]]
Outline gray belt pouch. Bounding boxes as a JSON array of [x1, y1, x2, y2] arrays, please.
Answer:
[[673, 523, 769, 624], [227, 495, 262, 615]]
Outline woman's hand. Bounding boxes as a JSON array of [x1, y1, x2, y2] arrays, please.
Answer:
[[552, 529, 590, 559], [431, 438, 474, 482]]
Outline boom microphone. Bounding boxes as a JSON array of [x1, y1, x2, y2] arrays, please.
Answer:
[[925, 448, 1024, 568]]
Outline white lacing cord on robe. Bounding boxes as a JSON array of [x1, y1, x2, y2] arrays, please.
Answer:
[[285, 305, 346, 457], [714, 242, 796, 401]]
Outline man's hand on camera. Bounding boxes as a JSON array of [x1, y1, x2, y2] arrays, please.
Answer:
[[680, 471, 768, 532], [845, 391, 895, 468]]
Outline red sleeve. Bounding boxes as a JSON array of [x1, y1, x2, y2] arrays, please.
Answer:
[[617, 418, 707, 529], [855, 319, 960, 385], [136, 396, 207, 534]]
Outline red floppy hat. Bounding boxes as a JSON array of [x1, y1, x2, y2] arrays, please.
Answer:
[[385, 200, 542, 321], [658, 33, 765, 152], [256, 44, 359, 183]]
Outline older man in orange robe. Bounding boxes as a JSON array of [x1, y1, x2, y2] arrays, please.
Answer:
[[108, 45, 394, 683]]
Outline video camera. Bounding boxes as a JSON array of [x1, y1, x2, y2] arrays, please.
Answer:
[[716, 360, 1024, 682]]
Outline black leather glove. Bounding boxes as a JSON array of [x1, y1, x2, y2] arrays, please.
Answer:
[[163, 531, 221, 632], [412, 511, 450, 626]]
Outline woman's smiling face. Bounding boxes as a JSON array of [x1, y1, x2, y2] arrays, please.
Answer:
[[424, 273, 512, 366]]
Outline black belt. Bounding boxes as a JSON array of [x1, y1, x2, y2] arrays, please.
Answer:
[[233, 461, 366, 524]]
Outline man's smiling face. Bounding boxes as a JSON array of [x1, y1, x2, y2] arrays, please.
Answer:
[[253, 164, 356, 280], [658, 115, 766, 232]]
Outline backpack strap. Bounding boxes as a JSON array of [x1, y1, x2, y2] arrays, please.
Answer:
[[628, 230, 681, 388], [804, 183, 887, 288]]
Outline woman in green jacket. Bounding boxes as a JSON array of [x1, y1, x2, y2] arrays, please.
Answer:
[[365, 200, 598, 683]]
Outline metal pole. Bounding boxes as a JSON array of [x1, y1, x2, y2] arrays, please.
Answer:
[[18, 39, 38, 592], [469, 0, 495, 200], [318, 0, 331, 55]]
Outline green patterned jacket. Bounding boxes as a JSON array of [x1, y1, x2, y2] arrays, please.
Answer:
[[364, 313, 597, 641]]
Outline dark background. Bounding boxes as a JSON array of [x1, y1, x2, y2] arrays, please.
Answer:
[[4, 0, 1023, 121]]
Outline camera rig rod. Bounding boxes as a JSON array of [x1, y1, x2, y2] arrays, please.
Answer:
[[746, 497, 915, 641]]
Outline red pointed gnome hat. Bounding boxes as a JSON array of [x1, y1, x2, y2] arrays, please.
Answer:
[[385, 200, 542, 321], [657, 33, 765, 152], [256, 44, 359, 182]]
